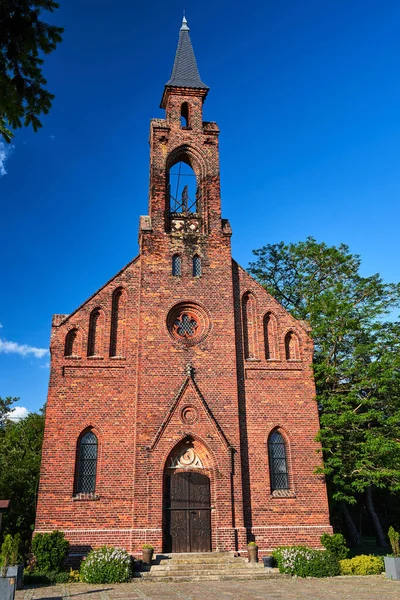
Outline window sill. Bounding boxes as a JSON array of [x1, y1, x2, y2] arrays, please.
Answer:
[[270, 489, 296, 499], [64, 355, 81, 360], [110, 356, 126, 360], [245, 357, 261, 362], [87, 355, 104, 360], [72, 493, 100, 501]]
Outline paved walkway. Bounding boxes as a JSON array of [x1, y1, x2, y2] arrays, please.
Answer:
[[16, 575, 400, 600]]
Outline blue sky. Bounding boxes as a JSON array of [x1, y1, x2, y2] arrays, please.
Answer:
[[1, 0, 399, 415]]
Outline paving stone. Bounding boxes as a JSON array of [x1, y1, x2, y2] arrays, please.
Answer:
[[16, 576, 400, 600]]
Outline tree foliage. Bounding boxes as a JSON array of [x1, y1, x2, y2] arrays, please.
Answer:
[[0, 0, 64, 142], [249, 238, 400, 505], [0, 397, 19, 426], [0, 408, 45, 551]]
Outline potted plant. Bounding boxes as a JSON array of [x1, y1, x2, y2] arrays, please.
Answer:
[[247, 541, 258, 564], [384, 526, 400, 580], [1, 534, 23, 590], [0, 537, 16, 600], [142, 544, 154, 565]]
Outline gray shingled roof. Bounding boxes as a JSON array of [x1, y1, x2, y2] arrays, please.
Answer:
[[166, 18, 209, 90]]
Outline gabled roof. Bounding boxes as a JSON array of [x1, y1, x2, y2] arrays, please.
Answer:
[[165, 17, 209, 90]]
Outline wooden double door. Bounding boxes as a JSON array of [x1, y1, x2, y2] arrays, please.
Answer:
[[164, 471, 211, 553]]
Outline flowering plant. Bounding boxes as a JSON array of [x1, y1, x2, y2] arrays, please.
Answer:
[[80, 546, 132, 583], [272, 545, 340, 577]]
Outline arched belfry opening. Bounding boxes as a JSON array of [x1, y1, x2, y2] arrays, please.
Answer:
[[168, 160, 198, 214], [180, 102, 190, 127], [163, 438, 212, 552], [166, 149, 206, 234]]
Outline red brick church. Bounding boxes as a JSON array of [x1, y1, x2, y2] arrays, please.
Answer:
[[36, 17, 331, 557]]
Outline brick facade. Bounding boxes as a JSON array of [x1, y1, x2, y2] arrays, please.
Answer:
[[35, 21, 332, 557]]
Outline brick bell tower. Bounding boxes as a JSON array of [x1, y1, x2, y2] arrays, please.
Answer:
[[134, 16, 247, 553]]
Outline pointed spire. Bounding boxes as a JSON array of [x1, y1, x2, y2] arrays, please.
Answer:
[[164, 16, 208, 91]]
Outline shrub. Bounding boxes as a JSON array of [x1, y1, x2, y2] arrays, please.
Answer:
[[1, 533, 20, 568], [31, 530, 69, 573], [388, 526, 400, 557], [339, 555, 384, 575], [80, 546, 132, 583], [320, 533, 349, 560], [272, 545, 340, 577], [23, 569, 69, 585], [142, 544, 154, 550]]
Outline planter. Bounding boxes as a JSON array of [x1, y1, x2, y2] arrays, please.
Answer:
[[0, 576, 16, 600], [6, 566, 23, 590], [262, 555, 274, 568], [142, 548, 154, 565], [247, 545, 258, 564], [384, 556, 400, 580]]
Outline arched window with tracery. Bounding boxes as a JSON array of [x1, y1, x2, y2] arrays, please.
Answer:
[[263, 312, 278, 360], [87, 308, 103, 357], [268, 430, 289, 491], [192, 255, 201, 277], [109, 288, 125, 357], [172, 254, 182, 276], [242, 292, 257, 359], [74, 429, 98, 495], [285, 331, 300, 360], [65, 328, 79, 357]]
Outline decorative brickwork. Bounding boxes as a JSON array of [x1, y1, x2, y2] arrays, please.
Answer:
[[35, 18, 331, 559]]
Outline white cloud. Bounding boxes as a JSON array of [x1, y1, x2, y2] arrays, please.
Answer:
[[0, 337, 49, 359], [40, 361, 50, 369], [0, 142, 14, 177], [8, 406, 29, 422]]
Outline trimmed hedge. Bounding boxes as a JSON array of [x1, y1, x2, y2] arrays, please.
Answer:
[[339, 555, 384, 575], [272, 545, 340, 578], [31, 531, 69, 573]]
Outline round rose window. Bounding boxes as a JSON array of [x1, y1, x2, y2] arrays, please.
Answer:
[[167, 302, 210, 345]]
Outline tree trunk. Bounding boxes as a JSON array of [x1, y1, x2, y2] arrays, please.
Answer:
[[365, 486, 386, 547], [340, 500, 361, 547]]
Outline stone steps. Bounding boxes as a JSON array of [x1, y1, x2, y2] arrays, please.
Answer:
[[135, 552, 287, 583], [136, 572, 287, 583]]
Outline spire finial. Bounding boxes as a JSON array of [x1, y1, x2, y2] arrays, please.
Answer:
[[181, 12, 189, 31]]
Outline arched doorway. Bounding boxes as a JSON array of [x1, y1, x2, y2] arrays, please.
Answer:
[[163, 439, 212, 552]]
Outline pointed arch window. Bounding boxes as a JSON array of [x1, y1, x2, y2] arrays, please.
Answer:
[[285, 331, 300, 360], [87, 308, 102, 357], [172, 254, 182, 276], [74, 430, 98, 495], [65, 328, 79, 357], [180, 102, 189, 127], [192, 255, 201, 277], [268, 430, 289, 491], [264, 313, 278, 360], [110, 288, 125, 357], [242, 292, 257, 359]]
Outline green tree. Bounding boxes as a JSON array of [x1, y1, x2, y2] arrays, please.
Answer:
[[0, 409, 45, 551], [249, 238, 400, 546], [0, 1, 64, 142], [0, 397, 18, 426]]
